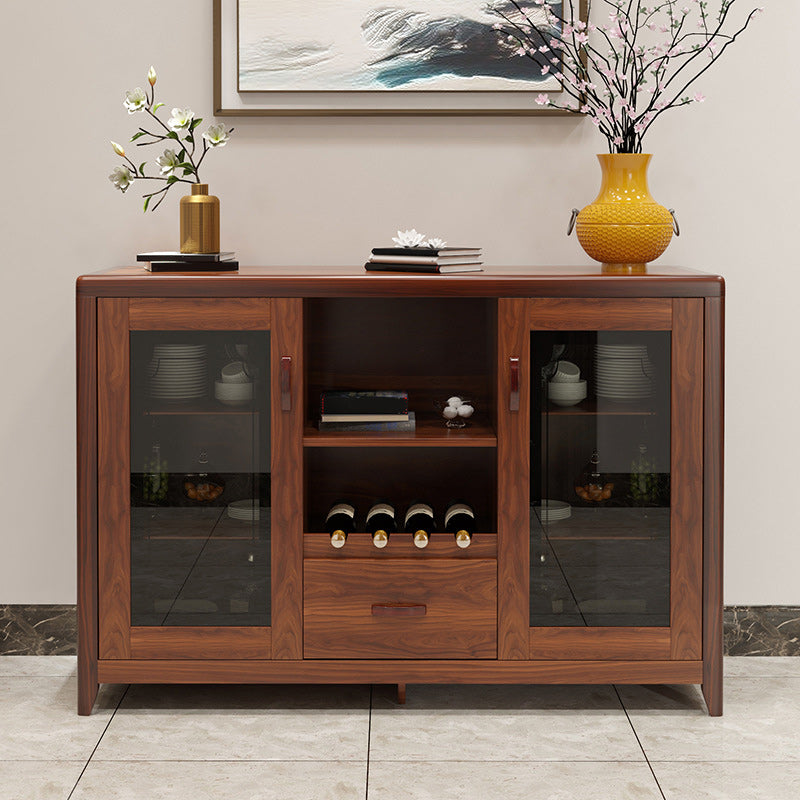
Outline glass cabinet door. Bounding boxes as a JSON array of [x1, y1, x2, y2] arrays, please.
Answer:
[[530, 329, 671, 628], [130, 330, 270, 627]]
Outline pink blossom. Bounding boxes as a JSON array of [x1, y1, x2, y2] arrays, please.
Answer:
[[693, 92, 706, 102], [541, 64, 550, 74], [535, 93, 549, 106]]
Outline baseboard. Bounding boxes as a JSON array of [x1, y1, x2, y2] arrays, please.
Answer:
[[2, 604, 798, 657]]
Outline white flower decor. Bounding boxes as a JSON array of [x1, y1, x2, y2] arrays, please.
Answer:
[[109, 165, 134, 193], [392, 229, 427, 248], [168, 107, 194, 132], [107, 67, 234, 212], [440, 395, 475, 427], [155, 148, 179, 175], [123, 87, 147, 114], [426, 237, 447, 249], [202, 122, 231, 148]]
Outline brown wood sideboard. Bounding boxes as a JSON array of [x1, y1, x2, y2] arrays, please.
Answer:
[[76, 265, 724, 715]]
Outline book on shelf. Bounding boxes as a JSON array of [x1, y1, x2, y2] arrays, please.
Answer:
[[318, 411, 417, 432], [364, 262, 483, 274], [143, 260, 239, 272], [320, 390, 408, 415], [137, 251, 236, 262], [320, 412, 410, 423], [371, 247, 480, 257], [368, 254, 482, 266]]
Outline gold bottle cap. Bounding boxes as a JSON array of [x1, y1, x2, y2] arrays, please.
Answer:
[[330, 530, 346, 548], [413, 530, 429, 549], [373, 530, 388, 548], [455, 530, 472, 548], [191, 183, 209, 195]]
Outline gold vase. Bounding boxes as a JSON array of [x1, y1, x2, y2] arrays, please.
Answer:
[[179, 183, 220, 254], [574, 154, 675, 273]]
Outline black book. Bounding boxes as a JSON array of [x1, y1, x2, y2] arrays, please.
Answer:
[[321, 390, 408, 415], [137, 251, 236, 262], [371, 247, 480, 257], [364, 262, 483, 275], [144, 260, 239, 272]]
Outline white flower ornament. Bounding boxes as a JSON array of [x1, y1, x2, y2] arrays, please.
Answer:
[[123, 87, 147, 114], [202, 123, 231, 148], [109, 165, 134, 193], [392, 229, 426, 248], [426, 237, 447, 249], [156, 148, 180, 175], [168, 107, 194, 131]]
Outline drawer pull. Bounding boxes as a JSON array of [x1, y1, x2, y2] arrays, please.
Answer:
[[371, 603, 427, 617]]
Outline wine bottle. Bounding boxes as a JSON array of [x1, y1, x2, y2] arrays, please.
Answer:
[[404, 501, 435, 549], [324, 501, 355, 548], [444, 501, 476, 549], [365, 501, 397, 548]]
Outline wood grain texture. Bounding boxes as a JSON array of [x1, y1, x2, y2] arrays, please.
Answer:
[[270, 298, 304, 659], [529, 298, 672, 330], [76, 266, 725, 300], [303, 532, 497, 558], [303, 559, 497, 659], [130, 627, 271, 659], [97, 299, 131, 660], [530, 627, 671, 660], [670, 298, 704, 660], [98, 658, 703, 685], [703, 295, 724, 716], [77, 295, 98, 715], [303, 419, 497, 447], [497, 299, 530, 660], [129, 298, 270, 330]]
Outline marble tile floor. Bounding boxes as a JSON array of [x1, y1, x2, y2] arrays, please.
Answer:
[[1, 656, 799, 800]]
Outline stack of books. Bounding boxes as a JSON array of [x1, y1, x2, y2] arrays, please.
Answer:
[[365, 246, 483, 274], [319, 390, 415, 432], [137, 251, 239, 272]]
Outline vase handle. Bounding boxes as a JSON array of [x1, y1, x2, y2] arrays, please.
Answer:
[[567, 208, 579, 236], [668, 208, 680, 237]]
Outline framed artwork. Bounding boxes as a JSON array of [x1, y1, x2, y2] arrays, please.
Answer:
[[214, 0, 586, 116]]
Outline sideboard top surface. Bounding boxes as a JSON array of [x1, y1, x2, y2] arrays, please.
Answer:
[[76, 264, 724, 298]]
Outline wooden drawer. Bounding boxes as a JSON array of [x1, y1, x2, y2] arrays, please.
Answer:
[[303, 559, 497, 659]]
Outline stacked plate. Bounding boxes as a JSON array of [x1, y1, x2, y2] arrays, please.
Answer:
[[533, 500, 572, 522], [594, 344, 654, 401], [227, 499, 261, 522], [148, 344, 208, 400]]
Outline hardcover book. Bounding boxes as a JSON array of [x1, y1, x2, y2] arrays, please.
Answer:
[[320, 390, 408, 415], [318, 412, 417, 432], [364, 262, 483, 274], [143, 260, 239, 272], [137, 251, 236, 262], [371, 247, 480, 257]]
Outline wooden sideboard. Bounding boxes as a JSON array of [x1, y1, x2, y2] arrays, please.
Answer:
[[76, 265, 723, 715]]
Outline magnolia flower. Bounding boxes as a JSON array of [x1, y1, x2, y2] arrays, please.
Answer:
[[202, 123, 231, 148], [392, 229, 426, 248], [109, 165, 134, 193], [156, 148, 180, 175], [426, 237, 447, 249], [110, 140, 126, 157], [147, 66, 157, 86], [168, 107, 194, 131], [124, 87, 147, 114]]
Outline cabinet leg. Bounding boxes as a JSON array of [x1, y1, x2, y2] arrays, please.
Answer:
[[397, 683, 406, 705], [702, 679, 722, 717], [78, 679, 99, 716]]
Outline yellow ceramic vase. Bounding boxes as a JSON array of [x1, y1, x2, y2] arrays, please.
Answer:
[[180, 183, 220, 254], [575, 154, 674, 273]]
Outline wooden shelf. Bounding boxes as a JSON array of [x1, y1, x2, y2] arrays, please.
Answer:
[[303, 415, 497, 448], [303, 532, 497, 558], [545, 398, 657, 416]]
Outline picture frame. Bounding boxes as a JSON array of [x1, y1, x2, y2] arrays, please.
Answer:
[[213, 0, 587, 116]]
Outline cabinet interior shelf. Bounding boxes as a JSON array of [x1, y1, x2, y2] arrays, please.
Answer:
[[143, 400, 260, 416], [544, 398, 657, 416]]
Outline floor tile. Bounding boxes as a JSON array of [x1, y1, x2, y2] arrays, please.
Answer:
[[652, 761, 800, 800], [0, 760, 85, 800], [367, 760, 663, 800], [0, 677, 123, 760], [93, 683, 370, 761], [724, 656, 800, 677], [71, 760, 366, 800], [618, 677, 800, 761], [369, 684, 644, 762], [0, 655, 77, 677]]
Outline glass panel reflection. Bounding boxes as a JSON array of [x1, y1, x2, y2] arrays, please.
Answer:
[[530, 330, 670, 627], [130, 331, 270, 626]]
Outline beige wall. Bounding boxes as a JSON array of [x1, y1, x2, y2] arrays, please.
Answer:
[[1, 1, 794, 603]]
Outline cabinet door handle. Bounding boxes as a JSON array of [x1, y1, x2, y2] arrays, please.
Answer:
[[371, 603, 427, 617], [509, 357, 520, 412], [280, 356, 292, 411]]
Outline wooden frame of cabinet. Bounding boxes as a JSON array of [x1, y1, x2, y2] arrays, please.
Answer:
[[77, 265, 723, 716]]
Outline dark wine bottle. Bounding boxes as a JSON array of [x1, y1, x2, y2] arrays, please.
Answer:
[[404, 501, 436, 549], [365, 501, 397, 548], [444, 501, 476, 549], [324, 501, 355, 548]]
